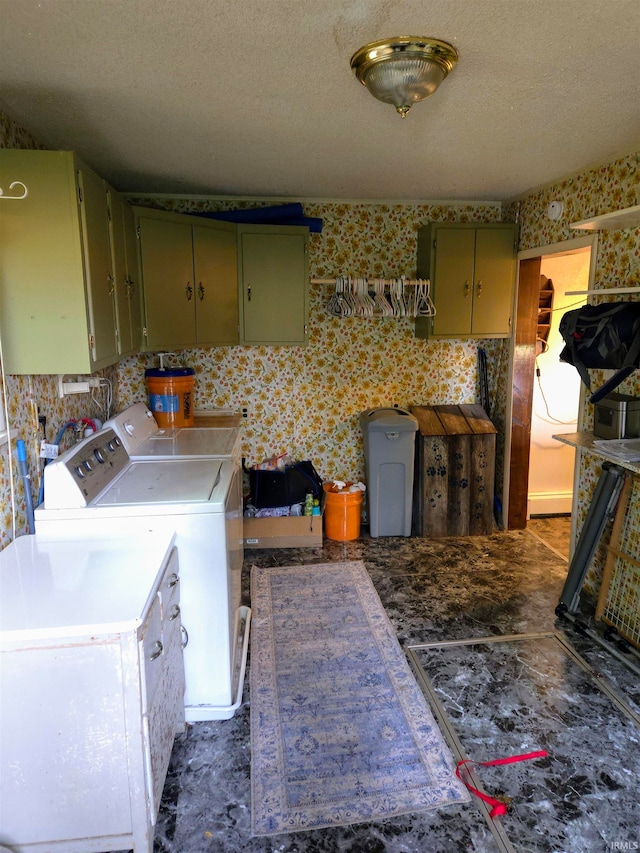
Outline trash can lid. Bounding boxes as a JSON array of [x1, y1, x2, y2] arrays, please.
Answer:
[[359, 408, 418, 432], [145, 367, 195, 378]]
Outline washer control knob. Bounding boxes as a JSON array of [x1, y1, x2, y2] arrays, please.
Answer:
[[124, 422, 135, 436], [83, 458, 94, 472], [74, 465, 86, 479], [94, 448, 107, 463]]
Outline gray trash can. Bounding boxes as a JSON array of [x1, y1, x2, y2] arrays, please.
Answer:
[[359, 407, 418, 537]]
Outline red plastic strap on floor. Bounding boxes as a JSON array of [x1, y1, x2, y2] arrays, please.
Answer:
[[455, 750, 548, 818]]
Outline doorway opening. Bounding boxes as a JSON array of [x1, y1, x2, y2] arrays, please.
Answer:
[[528, 250, 590, 517], [503, 234, 598, 544]]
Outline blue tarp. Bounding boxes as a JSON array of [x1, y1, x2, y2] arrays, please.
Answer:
[[194, 203, 323, 233]]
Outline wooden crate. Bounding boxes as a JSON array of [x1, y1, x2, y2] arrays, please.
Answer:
[[411, 404, 497, 538]]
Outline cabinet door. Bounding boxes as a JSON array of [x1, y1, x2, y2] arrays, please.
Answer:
[[0, 149, 118, 374], [471, 226, 517, 336], [431, 227, 475, 337], [138, 216, 196, 350], [0, 642, 131, 843], [123, 202, 143, 352], [239, 228, 309, 345], [77, 166, 118, 366], [109, 190, 143, 356], [108, 189, 133, 355], [193, 223, 239, 345]]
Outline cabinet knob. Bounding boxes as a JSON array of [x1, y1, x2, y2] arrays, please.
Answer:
[[185, 283, 193, 301], [247, 283, 252, 302], [169, 604, 181, 621], [181, 625, 189, 648], [198, 282, 205, 301], [464, 281, 471, 298], [476, 280, 483, 297], [167, 572, 179, 588]]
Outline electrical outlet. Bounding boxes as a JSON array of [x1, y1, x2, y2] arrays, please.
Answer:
[[57, 374, 94, 397], [241, 407, 249, 419]]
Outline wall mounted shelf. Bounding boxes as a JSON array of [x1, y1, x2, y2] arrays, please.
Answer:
[[571, 204, 640, 231], [566, 286, 640, 296]]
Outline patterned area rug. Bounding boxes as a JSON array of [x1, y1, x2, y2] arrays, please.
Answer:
[[250, 561, 469, 836]]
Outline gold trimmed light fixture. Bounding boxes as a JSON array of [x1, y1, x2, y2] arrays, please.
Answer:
[[350, 36, 458, 118]]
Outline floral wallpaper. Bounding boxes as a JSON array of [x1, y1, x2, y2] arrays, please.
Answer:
[[2, 107, 639, 609], [118, 198, 506, 484], [505, 152, 640, 594]]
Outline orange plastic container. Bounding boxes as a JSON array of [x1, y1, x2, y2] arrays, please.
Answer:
[[145, 368, 195, 428], [323, 483, 362, 541]]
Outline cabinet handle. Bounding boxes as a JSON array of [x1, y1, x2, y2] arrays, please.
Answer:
[[108, 273, 115, 295], [476, 280, 483, 297], [464, 281, 471, 298], [185, 283, 193, 301], [167, 572, 179, 588], [169, 604, 181, 621], [181, 625, 189, 648], [247, 283, 252, 302], [198, 282, 205, 301], [149, 640, 163, 661]]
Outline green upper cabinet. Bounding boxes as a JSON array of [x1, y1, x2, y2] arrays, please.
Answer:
[[134, 207, 238, 351], [237, 224, 309, 345], [108, 189, 142, 357], [0, 149, 118, 374], [193, 223, 238, 345], [414, 222, 518, 339]]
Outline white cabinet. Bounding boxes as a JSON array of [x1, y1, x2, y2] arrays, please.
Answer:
[[0, 149, 120, 374], [0, 532, 185, 853]]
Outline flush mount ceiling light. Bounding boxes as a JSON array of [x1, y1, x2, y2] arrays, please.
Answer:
[[350, 36, 458, 118]]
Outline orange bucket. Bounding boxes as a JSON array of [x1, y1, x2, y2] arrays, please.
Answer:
[[145, 368, 195, 428], [323, 483, 362, 541]]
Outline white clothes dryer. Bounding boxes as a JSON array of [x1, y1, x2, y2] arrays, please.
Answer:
[[103, 402, 241, 461], [34, 428, 249, 722]]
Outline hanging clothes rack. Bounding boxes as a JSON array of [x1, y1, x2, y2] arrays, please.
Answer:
[[0, 181, 29, 200], [316, 276, 436, 319]]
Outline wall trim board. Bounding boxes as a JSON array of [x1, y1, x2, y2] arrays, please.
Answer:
[[517, 234, 597, 261]]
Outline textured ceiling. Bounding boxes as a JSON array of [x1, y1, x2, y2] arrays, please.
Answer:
[[1, 0, 639, 201]]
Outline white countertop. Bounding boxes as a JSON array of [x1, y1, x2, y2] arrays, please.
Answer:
[[0, 529, 176, 643]]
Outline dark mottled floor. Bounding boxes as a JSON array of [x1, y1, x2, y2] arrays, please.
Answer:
[[527, 515, 572, 560], [149, 523, 640, 853]]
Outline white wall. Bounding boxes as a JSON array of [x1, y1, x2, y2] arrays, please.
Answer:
[[527, 250, 589, 516]]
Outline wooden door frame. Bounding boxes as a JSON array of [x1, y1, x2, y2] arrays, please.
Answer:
[[502, 234, 598, 529]]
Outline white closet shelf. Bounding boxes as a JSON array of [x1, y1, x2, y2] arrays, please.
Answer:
[[566, 286, 640, 296], [571, 205, 640, 231]]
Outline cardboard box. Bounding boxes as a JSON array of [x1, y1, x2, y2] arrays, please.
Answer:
[[243, 509, 323, 548]]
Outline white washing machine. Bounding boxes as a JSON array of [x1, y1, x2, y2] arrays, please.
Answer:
[[34, 428, 249, 722], [103, 402, 241, 460]]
